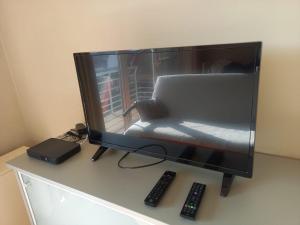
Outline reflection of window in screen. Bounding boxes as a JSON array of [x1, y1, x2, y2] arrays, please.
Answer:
[[92, 55, 124, 134], [93, 54, 157, 134], [123, 54, 155, 131]]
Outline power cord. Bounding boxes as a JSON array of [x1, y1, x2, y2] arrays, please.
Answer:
[[58, 123, 88, 143], [118, 144, 168, 169], [59, 132, 87, 143]]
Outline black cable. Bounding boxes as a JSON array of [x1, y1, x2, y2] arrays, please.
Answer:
[[118, 144, 168, 169], [60, 133, 87, 143]]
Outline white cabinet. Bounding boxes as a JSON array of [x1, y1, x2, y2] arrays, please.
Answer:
[[18, 173, 158, 225]]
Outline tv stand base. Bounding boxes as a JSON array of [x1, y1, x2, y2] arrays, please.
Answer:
[[91, 146, 109, 161], [220, 173, 235, 197]]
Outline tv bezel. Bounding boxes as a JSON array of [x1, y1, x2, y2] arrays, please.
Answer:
[[74, 41, 262, 178]]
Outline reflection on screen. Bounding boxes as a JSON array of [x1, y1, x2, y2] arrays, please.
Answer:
[[91, 48, 255, 153]]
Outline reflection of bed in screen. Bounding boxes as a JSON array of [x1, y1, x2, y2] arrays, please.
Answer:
[[123, 74, 252, 154]]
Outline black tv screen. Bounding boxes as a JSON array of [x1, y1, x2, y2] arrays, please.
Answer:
[[74, 42, 262, 178]]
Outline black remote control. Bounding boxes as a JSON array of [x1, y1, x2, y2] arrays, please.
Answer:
[[144, 171, 176, 207], [180, 182, 206, 220]]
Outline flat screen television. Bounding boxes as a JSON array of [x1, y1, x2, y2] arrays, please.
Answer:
[[74, 42, 262, 196]]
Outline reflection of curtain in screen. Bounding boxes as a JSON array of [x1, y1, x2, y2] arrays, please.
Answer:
[[74, 53, 105, 132]]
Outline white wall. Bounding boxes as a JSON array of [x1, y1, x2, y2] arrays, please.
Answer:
[[0, 0, 299, 158], [0, 38, 29, 155]]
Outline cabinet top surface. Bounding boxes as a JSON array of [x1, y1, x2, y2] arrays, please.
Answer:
[[7, 143, 300, 225]]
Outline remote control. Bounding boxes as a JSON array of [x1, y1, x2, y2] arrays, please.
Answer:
[[144, 171, 176, 207], [180, 182, 206, 220]]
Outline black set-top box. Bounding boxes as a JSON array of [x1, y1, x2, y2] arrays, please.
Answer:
[[27, 138, 81, 164]]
